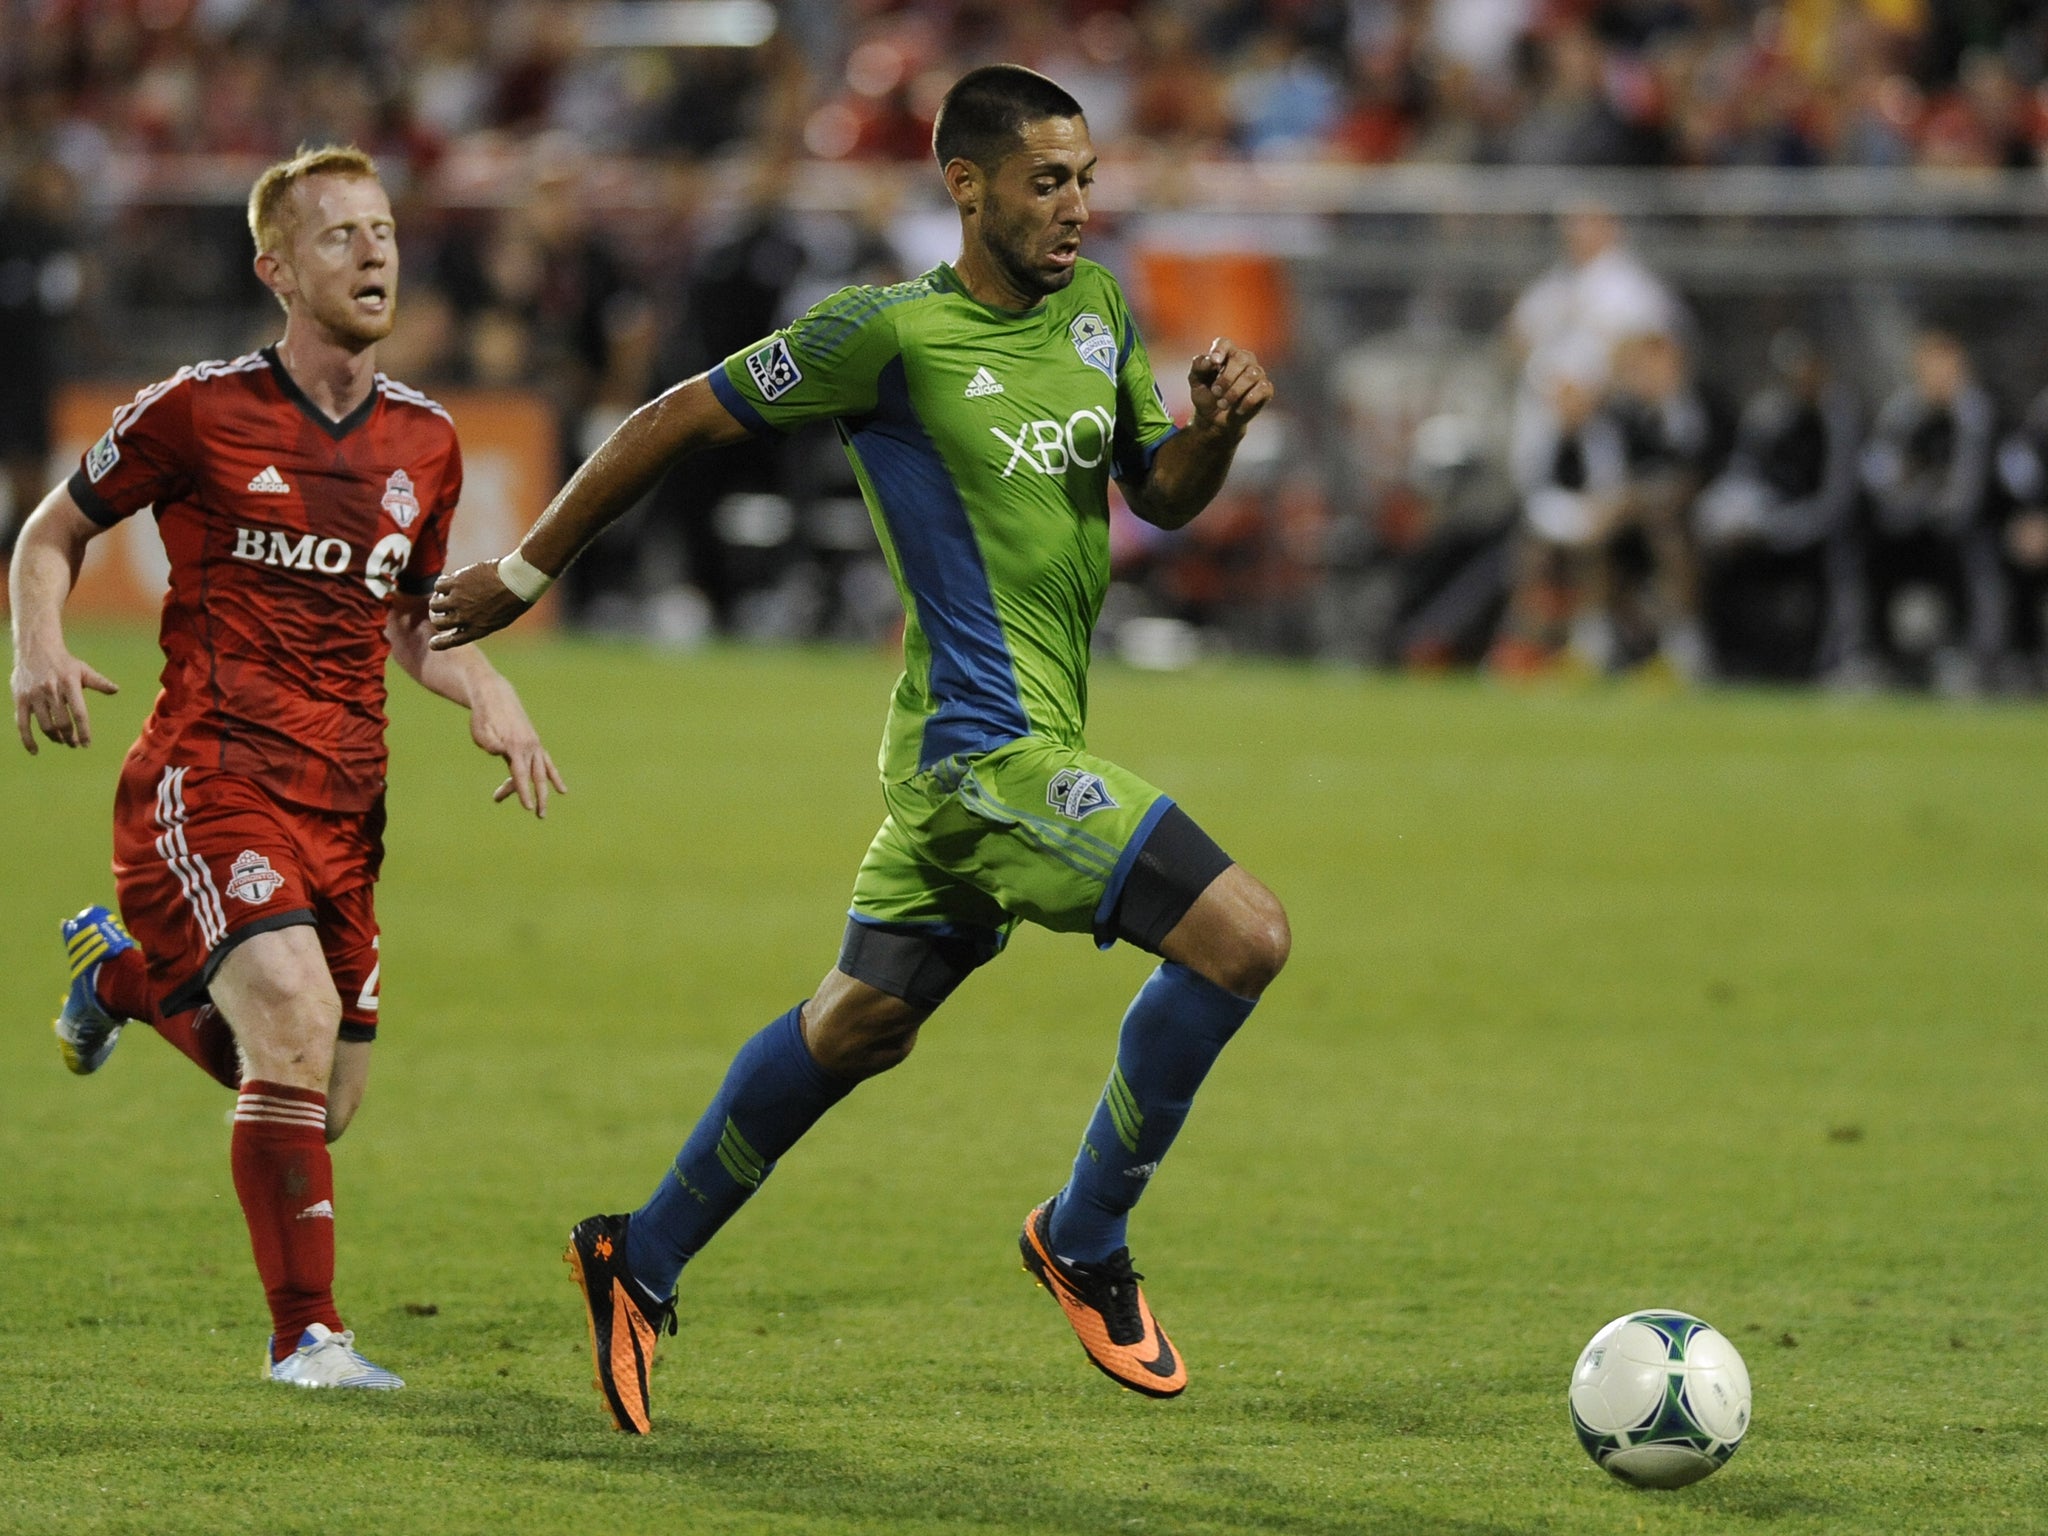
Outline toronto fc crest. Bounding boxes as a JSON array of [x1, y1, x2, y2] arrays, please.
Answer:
[[381, 468, 420, 529], [226, 849, 285, 905]]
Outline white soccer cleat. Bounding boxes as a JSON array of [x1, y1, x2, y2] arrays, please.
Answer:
[[266, 1324, 405, 1390]]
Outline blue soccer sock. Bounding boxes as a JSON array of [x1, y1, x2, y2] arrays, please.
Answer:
[[624, 1004, 855, 1302], [1047, 962, 1258, 1263]]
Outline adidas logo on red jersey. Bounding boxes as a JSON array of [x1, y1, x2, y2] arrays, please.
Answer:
[[247, 465, 291, 495]]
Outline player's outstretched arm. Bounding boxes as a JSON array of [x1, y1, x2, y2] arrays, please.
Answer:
[[428, 374, 751, 650], [388, 595, 566, 818], [1122, 338, 1274, 532], [9, 485, 119, 754]]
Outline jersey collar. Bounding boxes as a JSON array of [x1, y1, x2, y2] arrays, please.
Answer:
[[935, 262, 1052, 322], [263, 345, 380, 441]]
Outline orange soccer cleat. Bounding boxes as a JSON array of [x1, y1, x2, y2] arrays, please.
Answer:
[[1019, 1198, 1188, 1398], [565, 1213, 676, 1433]]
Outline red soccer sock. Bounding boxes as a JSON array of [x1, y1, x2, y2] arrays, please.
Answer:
[[93, 944, 152, 1021], [230, 1081, 343, 1361], [156, 1005, 242, 1090], [95, 947, 241, 1089]]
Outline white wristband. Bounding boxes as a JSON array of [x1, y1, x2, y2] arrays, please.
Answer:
[[496, 549, 554, 604]]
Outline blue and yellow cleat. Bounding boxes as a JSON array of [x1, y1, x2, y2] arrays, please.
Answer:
[[54, 905, 136, 1075]]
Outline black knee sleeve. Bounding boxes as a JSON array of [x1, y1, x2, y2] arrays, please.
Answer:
[[836, 919, 1003, 1012], [1107, 805, 1233, 954]]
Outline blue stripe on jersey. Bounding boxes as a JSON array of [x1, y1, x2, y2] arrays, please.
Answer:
[[849, 356, 1030, 768], [1114, 422, 1178, 486], [708, 366, 774, 436], [1112, 319, 1174, 484]]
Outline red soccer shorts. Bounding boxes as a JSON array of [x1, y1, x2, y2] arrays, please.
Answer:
[[111, 755, 386, 1040]]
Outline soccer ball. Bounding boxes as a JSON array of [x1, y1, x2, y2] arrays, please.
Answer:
[[1569, 1310, 1751, 1489]]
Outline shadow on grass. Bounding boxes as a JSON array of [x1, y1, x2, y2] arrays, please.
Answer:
[[1675, 1472, 1847, 1523], [418, 1384, 1564, 1536]]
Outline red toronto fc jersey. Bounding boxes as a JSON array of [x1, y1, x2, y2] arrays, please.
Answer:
[[69, 346, 460, 812]]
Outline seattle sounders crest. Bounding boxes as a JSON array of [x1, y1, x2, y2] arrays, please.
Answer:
[[1070, 314, 1116, 381], [1048, 768, 1117, 820]]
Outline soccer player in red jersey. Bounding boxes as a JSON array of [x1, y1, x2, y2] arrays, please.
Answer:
[[8, 146, 565, 1390]]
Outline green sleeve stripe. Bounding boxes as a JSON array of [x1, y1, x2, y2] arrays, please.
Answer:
[[802, 279, 940, 363]]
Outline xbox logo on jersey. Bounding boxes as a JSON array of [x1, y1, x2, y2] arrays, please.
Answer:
[[992, 406, 1118, 478]]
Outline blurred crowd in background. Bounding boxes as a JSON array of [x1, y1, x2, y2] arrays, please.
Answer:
[[7, 0, 2048, 690], [8, 0, 2048, 170]]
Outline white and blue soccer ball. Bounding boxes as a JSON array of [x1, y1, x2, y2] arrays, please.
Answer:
[[1569, 1310, 1751, 1489]]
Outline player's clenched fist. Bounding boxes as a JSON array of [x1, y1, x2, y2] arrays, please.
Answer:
[[1187, 338, 1273, 438], [428, 560, 533, 650]]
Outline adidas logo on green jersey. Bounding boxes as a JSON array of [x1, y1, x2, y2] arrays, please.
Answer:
[[965, 367, 1004, 399]]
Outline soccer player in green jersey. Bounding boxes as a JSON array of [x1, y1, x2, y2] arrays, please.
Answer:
[[430, 64, 1289, 1433]]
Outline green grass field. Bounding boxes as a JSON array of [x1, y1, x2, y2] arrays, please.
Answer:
[[4, 625, 2045, 1534]]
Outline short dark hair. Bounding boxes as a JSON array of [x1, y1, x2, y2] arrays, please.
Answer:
[[932, 65, 1085, 170]]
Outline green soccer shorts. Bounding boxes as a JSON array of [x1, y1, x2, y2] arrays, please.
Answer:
[[848, 736, 1176, 951]]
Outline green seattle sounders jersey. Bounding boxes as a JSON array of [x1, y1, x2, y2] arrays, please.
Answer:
[[709, 259, 1178, 782]]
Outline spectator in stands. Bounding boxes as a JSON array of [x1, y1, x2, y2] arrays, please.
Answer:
[[440, 148, 655, 608], [1508, 204, 1687, 410], [14, 0, 2048, 176], [1495, 208, 1689, 672], [1695, 331, 1862, 680], [1126, 6, 1234, 155], [1919, 49, 2042, 171], [528, 155, 657, 419], [1428, 0, 1534, 86], [1992, 384, 2048, 688], [376, 283, 463, 386], [651, 171, 812, 631], [1505, 22, 1664, 167], [0, 157, 84, 557], [1493, 338, 1630, 675], [1606, 330, 1719, 677], [1849, 329, 2006, 692], [1229, 25, 1346, 157]]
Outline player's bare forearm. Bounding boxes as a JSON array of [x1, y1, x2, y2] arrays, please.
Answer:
[[428, 374, 750, 650], [1129, 419, 1250, 531], [389, 595, 566, 816], [520, 374, 749, 572], [9, 487, 119, 753], [9, 488, 93, 653], [1123, 340, 1273, 531], [389, 596, 495, 707]]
